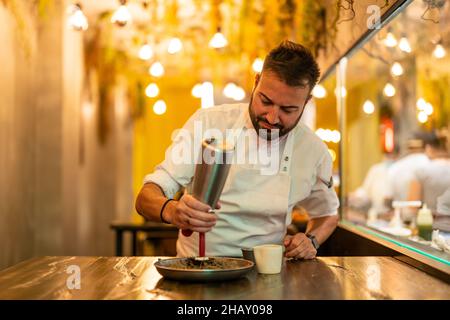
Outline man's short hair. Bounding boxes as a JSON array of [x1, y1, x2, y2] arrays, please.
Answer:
[[262, 40, 321, 90], [423, 131, 447, 150]]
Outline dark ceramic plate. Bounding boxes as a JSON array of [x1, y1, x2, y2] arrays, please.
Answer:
[[154, 257, 254, 282]]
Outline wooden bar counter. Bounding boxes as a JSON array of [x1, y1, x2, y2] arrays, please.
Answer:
[[0, 256, 448, 300]]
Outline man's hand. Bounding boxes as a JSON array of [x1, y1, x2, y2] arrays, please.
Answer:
[[283, 233, 317, 260], [166, 194, 219, 233]]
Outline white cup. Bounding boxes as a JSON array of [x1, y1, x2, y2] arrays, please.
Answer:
[[253, 244, 283, 274]]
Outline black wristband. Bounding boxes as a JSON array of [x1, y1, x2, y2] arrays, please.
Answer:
[[160, 199, 174, 224]]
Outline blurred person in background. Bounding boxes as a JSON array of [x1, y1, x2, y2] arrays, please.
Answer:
[[408, 131, 450, 214], [384, 132, 430, 204], [434, 187, 450, 232], [348, 147, 399, 214]]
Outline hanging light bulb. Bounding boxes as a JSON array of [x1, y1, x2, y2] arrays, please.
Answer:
[[149, 62, 164, 77], [233, 86, 246, 101], [312, 84, 327, 99], [252, 58, 264, 73], [167, 37, 183, 54], [391, 62, 404, 76], [330, 130, 341, 143], [416, 98, 427, 110], [334, 86, 347, 97], [223, 82, 237, 98], [191, 83, 203, 98], [383, 83, 396, 97], [433, 43, 446, 59], [417, 111, 428, 123], [398, 37, 411, 53], [209, 28, 228, 49], [111, 0, 132, 27], [424, 102, 433, 116], [201, 82, 214, 109], [363, 100, 375, 114], [145, 83, 159, 98], [67, 3, 88, 31], [138, 43, 153, 60], [383, 31, 397, 47], [153, 100, 167, 115]]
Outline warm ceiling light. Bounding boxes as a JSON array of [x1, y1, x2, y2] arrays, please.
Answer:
[[138, 43, 153, 60], [153, 100, 167, 115], [315, 128, 340, 143], [232, 86, 246, 101], [149, 62, 164, 77], [424, 102, 433, 116], [191, 83, 203, 98], [433, 43, 446, 59], [252, 58, 264, 73], [111, 1, 132, 27], [167, 37, 183, 54], [383, 32, 397, 47], [391, 62, 404, 76], [417, 111, 428, 123], [209, 28, 228, 49], [201, 82, 214, 109], [312, 84, 327, 99], [145, 83, 159, 98], [383, 83, 396, 97], [398, 37, 411, 53], [335, 87, 347, 98], [330, 130, 341, 143], [363, 100, 375, 114], [67, 3, 88, 31], [416, 98, 427, 110], [223, 83, 237, 98]]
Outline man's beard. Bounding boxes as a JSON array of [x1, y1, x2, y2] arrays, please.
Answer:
[[248, 91, 305, 141]]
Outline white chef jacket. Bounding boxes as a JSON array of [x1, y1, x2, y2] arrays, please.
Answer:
[[385, 153, 430, 201], [143, 103, 339, 256]]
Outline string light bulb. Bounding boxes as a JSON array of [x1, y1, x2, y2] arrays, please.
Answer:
[[391, 62, 404, 76], [424, 102, 433, 115], [191, 83, 203, 98], [312, 84, 327, 99], [223, 83, 245, 101], [223, 83, 237, 98], [201, 82, 214, 108], [433, 43, 446, 59], [209, 28, 228, 49], [363, 100, 375, 114], [149, 62, 164, 77], [383, 83, 396, 97], [67, 3, 88, 31], [417, 111, 428, 123], [383, 31, 397, 47], [111, 0, 132, 27], [334, 86, 347, 97], [167, 37, 183, 54], [252, 58, 264, 73], [153, 100, 167, 115], [416, 98, 427, 110], [398, 37, 411, 53], [138, 43, 153, 60], [145, 83, 159, 98]]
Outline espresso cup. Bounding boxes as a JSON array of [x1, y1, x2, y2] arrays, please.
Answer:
[[253, 244, 283, 274]]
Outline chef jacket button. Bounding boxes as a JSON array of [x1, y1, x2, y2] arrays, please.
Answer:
[[283, 167, 287, 171], [284, 156, 289, 161]]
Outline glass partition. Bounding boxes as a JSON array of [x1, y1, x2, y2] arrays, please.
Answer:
[[342, 0, 450, 267]]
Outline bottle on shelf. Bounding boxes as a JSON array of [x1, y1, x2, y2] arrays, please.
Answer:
[[416, 204, 434, 241]]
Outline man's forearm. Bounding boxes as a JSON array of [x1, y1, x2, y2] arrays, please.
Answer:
[[135, 183, 176, 223], [305, 215, 339, 245]]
